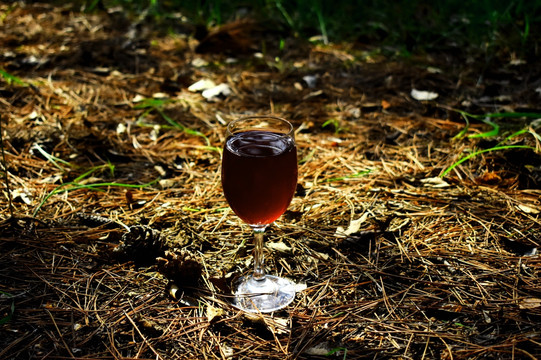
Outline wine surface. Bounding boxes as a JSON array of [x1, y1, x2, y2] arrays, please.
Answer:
[[222, 130, 297, 226]]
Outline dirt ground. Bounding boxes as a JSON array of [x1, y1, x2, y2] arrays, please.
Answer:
[[1, 2, 540, 359]]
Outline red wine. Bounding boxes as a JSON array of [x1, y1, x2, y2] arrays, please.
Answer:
[[222, 130, 297, 226]]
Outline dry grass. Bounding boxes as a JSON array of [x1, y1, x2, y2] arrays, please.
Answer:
[[1, 2, 540, 359]]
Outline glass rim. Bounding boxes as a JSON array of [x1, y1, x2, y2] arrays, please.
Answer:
[[226, 115, 294, 137]]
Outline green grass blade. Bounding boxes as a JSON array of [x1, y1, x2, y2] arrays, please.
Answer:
[[324, 169, 372, 183], [455, 109, 541, 122], [440, 145, 534, 178], [154, 108, 185, 131], [315, 5, 328, 44], [35, 183, 71, 213], [453, 113, 471, 140], [274, 0, 294, 29], [451, 108, 541, 140], [322, 118, 343, 134], [83, 0, 101, 12], [0, 68, 27, 86], [134, 98, 210, 146], [504, 128, 529, 142], [522, 14, 530, 44], [72, 164, 115, 183], [481, 112, 541, 119], [33, 179, 159, 217], [326, 347, 347, 359], [202, 145, 221, 153], [32, 144, 72, 171], [468, 118, 500, 138], [155, 108, 210, 146], [133, 97, 170, 109], [299, 149, 316, 164]]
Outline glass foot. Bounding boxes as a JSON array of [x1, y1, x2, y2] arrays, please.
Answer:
[[234, 275, 296, 313]]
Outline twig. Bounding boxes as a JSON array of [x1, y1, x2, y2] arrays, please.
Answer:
[[123, 310, 165, 360], [45, 309, 75, 358], [0, 114, 14, 219]]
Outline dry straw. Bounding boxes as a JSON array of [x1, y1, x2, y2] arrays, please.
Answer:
[[1, 3, 540, 359]]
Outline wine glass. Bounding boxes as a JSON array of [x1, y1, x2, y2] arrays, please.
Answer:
[[221, 116, 298, 312]]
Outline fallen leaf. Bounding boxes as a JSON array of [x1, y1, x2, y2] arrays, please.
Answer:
[[11, 189, 32, 205], [302, 75, 317, 88], [267, 241, 292, 253], [268, 317, 290, 334], [132, 94, 146, 103], [411, 88, 439, 101], [116, 123, 127, 134], [517, 204, 540, 214], [158, 179, 176, 188], [519, 298, 541, 309], [476, 171, 501, 184], [312, 251, 329, 260], [303, 89, 323, 100], [188, 79, 216, 92], [305, 343, 332, 356], [206, 305, 225, 322], [152, 92, 168, 99], [336, 212, 369, 236], [195, 19, 257, 54], [426, 66, 443, 73], [221, 344, 234, 359], [420, 177, 450, 188], [191, 58, 209, 67], [202, 83, 232, 101]]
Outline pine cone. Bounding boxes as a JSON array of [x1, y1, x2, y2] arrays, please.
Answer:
[[156, 249, 203, 286], [113, 225, 163, 265]]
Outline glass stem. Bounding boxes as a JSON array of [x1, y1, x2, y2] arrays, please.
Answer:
[[251, 226, 267, 281]]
